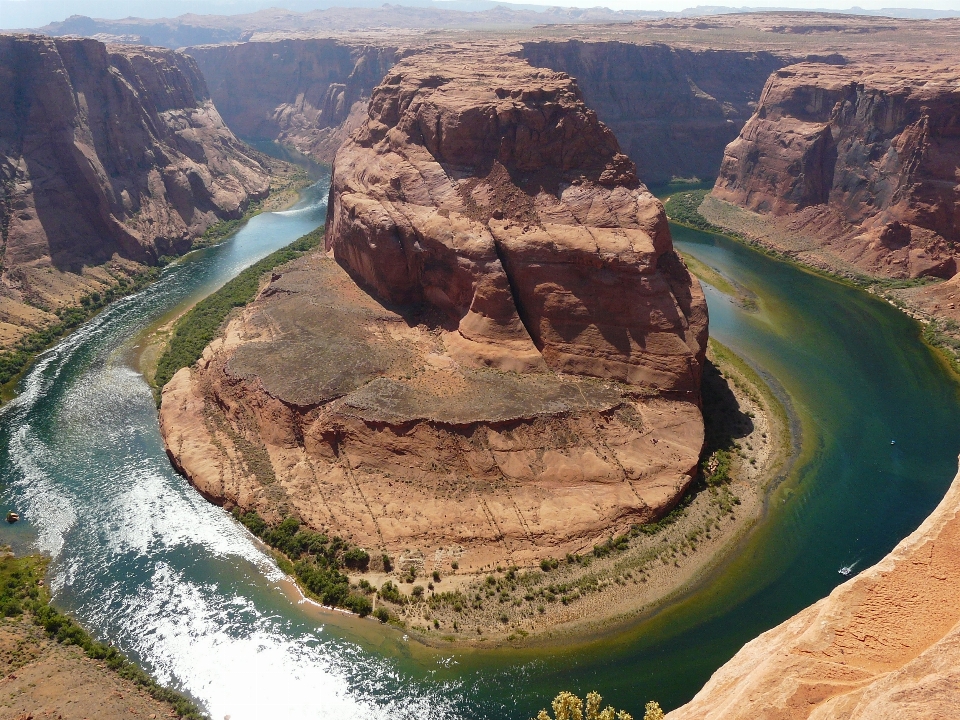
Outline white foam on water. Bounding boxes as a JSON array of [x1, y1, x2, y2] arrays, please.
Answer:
[[7, 425, 77, 558], [104, 563, 455, 720]]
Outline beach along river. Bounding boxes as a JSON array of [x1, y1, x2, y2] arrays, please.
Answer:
[[1, 179, 959, 719]]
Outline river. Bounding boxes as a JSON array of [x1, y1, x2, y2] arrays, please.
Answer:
[[1, 179, 959, 719]]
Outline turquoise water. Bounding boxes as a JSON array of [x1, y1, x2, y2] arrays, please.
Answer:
[[1, 185, 958, 719]]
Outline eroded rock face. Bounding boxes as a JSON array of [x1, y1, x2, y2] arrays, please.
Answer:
[[520, 41, 791, 185], [667, 460, 960, 720], [0, 34, 269, 345], [713, 63, 960, 279], [160, 49, 707, 568], [326, 47, 708, 392], [188, 39, 402, 162]]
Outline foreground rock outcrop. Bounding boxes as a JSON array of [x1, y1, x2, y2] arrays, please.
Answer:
[[0, 34, 270, 347], [668, 459, 960, 719], [161, 49, 707, 569], [711, 63, 960, 279]]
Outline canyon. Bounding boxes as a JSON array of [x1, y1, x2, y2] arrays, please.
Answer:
[[707, 62, 960, 280], [1, 8, 959, 717], [159, 47, 708, 571], [0, 34, 271, 349]]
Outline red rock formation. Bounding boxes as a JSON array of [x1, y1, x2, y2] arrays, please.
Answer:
[[519, 41, 792, 184], [160, 48, 707, 570], [0, 34, 270, 345], [667, 460, 960, 720], [713, 63, 960, 279], [188, 39, 402, 162], [326, 46, 708, 391]]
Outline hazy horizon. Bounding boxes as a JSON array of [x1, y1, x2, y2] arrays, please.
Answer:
[[1, 0, 958, 30]]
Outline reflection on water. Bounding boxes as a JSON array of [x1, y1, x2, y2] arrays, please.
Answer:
[[1, 183, 959, 719]]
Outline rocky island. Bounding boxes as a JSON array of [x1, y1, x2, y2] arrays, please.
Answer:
[[158, 47, 736, 638]]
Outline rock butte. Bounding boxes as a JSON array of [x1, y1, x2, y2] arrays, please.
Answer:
[[667, 459, 960, 719], [0, 34, 270, 348], [159, 48, 708, 569], [710, 62, 960, 279]]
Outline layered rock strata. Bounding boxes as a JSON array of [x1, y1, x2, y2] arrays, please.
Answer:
[[712, 63, 960, 279], [0, 34, 270, 346], [160, 50, 708, 568], [188, 39, 403, 163], [185, 38, 793, 183], [668, 460, 960, 720], [520, 41, 791, 184]]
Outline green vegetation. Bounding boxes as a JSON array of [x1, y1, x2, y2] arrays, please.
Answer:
[[233, 509, 373, 617], [0, 268, 160, 389], [0, 553, 206, 718], [922, 317, 960, 368], [153, 226, 324, 395]]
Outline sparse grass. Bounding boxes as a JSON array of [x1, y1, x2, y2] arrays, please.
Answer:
[[152, 227, 324, 397]]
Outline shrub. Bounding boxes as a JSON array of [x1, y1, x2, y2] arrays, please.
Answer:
[[533, 691, 637, 720], [432, 570, 441, 582], [540, 558, 560, 572], [412, 585, 424, 598], [373, 607, 390, 623], [343, 548, 370, 570], [378, 581, 405, 604]]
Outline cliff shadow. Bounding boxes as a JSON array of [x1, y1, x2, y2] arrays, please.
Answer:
[[701, 358, 754, 457]]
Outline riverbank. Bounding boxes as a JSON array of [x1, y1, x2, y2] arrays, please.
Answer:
[[364, 338, 792, 647], [663, 189, 960, 374], [0, 151, 309, 404], [0, 551, 204, 719]]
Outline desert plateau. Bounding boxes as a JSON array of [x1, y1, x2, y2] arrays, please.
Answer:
[[0, 1, 958, 719]]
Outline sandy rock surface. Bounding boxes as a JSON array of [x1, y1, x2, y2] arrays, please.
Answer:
[[0, 617, 174, 720], [667, 460, 960, 720]]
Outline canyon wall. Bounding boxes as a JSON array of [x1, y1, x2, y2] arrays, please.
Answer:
[[667, 459, 960, 719], [710, 63, 960, 279], [520, 41, 791, 184], [0, 34, 269, 346], [160, 48, 708, 569], [185, 37, 793, 184], [187, 39, 402, 162]]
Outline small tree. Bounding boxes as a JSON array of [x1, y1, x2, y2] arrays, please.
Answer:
[[532, 691, 635, 720], [643, 701, 665, 720]]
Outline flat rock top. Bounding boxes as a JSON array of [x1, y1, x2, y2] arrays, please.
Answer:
[[770, 61, 960, 98], [226, 252, 626, 423]]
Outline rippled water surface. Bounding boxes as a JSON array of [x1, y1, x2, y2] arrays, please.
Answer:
[[2, 181, 960, 719]]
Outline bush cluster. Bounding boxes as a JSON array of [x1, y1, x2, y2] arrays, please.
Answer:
[[153, 226, 324, 393], [233, 509, 372, 617]]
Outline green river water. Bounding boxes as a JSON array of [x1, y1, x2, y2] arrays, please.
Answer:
[[1, 179, 958, 719]]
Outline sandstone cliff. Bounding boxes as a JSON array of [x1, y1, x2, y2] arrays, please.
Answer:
[[712, 63, 960, 279], [668, 459, 960, 720], [187, 39, 402, 163], [0, 34, 270, 347], [160, 48, 707, 570], [520, 41, 790, 185], [185, 38, 794, 185]]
